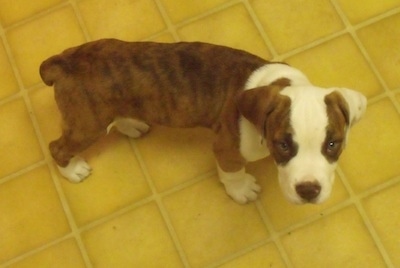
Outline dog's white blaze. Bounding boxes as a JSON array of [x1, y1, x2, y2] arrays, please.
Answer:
[[280, 86, 336, 204]]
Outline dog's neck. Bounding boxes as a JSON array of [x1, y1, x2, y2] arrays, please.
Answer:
[[245, 63, 311, 90]]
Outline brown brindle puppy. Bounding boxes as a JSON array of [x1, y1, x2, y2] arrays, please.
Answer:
[[40, 39, 366, 204]]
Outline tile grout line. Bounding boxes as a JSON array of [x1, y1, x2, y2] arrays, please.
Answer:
[[272, 198, 353, 239], [354, 203, 395, 268], [330, 0, 400, 114], [69, 0, 92, 42], [254, 201, 294, 268], [0, 160, 46, 185], [335, 168, 395, 267], [74, 168, 214, 232], [0, 5, 93, 266], [0, 24, 25, 98], [128, 139, 192, 268], [159, 169, 216, 198], [27, 89, 94, 266], [0, 9, 49, 178], [47, 163, 94, 268], [241, 0, 279, 59], [279, 29, 348, 61], [153, 0, 180, 41], [1, 233, 76, 267], [78, 195, 155, 232], [149, 0, 280, 57], [167, 0, 244, 33], [348, 27, 400, 113], [1, 2, 71, 33], [353, 6, 400, 31], [0, 91, 22, 107], [0, 20, 26, 108], [357, 175, 400, 200], [269, 0, 351, 61], [353, 4, 400, 117]]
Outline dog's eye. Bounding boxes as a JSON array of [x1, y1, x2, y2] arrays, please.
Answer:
[[326, 141, 339, 153], [278, 141, 289, 152]]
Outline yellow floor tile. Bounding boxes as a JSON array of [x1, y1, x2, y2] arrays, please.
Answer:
[[219, 243, 286, 268], [337, 0, 400, 24], [0, 99, 43, 177], [250, 0, 344, 53], [340, 99, 400, 192], [59, 133, 151, 226], [160, 0, 229, 23], [29, 86, 60, 144], [136, 126, 215, 192], [286, 34, 383, 98], [8, 239, 86, 268], [6, 7, 85, 87], [357, 13, 400, 90], [363, 183, 400, 267], [0, 0, 62, 26], [247, 158, 349, 230], [82, 202, 183, 267], [163, 176, 269, 267], [149, 32, 175, 43], [78, 0, 166, 40], [0, 42, 19, 100], [282, 206, 386, 267], [0, 166, 70, 263], [177, 3, 271, 59]]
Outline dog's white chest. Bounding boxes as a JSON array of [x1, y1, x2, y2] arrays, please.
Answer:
[[239, 117, 270, 161]]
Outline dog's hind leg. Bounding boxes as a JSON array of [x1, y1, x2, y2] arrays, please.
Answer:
[[107, 118, 150, 138], [50, 125, 102, 183]]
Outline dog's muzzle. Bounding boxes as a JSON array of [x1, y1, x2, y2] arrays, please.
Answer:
[[295, 181, 322, 203]]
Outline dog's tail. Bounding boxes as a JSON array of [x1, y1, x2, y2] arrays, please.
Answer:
[[39, 55, 69, 86]]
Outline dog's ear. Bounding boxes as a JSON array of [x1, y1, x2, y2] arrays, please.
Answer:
[[333, 88, 367, 127], [236, 83, 289, 134]]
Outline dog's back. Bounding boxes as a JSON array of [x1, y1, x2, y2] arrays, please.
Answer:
[[40, 39, 267, 128]]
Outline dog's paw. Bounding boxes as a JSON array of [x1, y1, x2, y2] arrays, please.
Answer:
[[108, 118, 150, 138], [224, 173, 261, 204], [57, 156, 92, 183]]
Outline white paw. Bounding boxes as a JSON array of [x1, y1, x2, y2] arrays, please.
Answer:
[[224, 174, 261, 204], [107, 118, 150, 138], [57, 156, 92, 183]]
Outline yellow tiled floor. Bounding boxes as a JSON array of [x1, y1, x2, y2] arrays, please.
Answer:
[[0, 1, 399, 267]]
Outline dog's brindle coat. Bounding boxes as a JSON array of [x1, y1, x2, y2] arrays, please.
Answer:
[[40, 39, 270, 170]]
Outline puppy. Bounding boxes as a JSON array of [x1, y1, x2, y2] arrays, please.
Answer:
[[40, 39, 366, 204]]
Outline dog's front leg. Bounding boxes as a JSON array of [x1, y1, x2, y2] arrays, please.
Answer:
[[213, 124, 261, 204], [217, 165, 261, 204]]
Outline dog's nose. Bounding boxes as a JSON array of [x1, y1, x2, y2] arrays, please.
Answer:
[[295, 182, 321, 202]]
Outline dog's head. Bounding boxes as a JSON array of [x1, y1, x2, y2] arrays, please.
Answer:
[[237, 80, 366, 204]]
